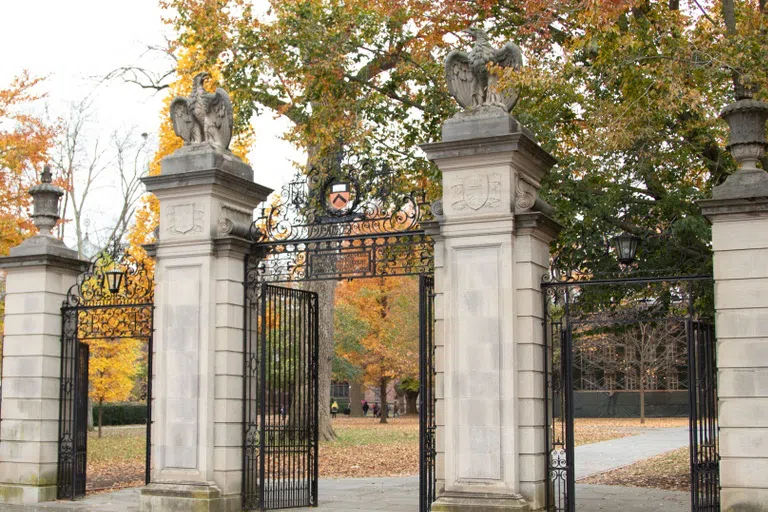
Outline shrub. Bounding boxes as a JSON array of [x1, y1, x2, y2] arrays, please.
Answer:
[[94, 402, 148, 426]]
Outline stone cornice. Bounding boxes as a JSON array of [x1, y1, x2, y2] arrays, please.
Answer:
[[699, 195, 768, 222], [141, 169, 273, 199], [420, 133, 557, 171], [515, 211, 563, 242], [0, 252, 89, 273], [213, 236, 252, 258]]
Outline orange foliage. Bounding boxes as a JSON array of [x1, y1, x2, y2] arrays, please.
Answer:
[[334, 276, 419, 387], [0, 72, 57, 255]]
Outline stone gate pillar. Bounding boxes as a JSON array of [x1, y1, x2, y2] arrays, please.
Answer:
[[422, 107, 561, 511], [0, 168, 88, 503], [700, 97, 768, 511], [139, 145, 271, 512]]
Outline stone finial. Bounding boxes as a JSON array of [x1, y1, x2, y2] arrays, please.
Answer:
[[713, 98, 768, 199], [28, 165, 64, 235], [445, 27, 523, 113]]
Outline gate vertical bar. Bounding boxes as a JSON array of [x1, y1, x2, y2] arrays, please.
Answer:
[[259, 282, 268, 510], [74, 342, 89, 498], [419, 274, 436, 512], [562, 323, 576, 512], [311, 290, 319, 507], [145, 334, 153, 485]]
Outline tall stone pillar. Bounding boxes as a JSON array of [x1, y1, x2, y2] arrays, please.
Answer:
[[700, 97, 768, 511], [0, 168, 88, 503], [422, 106, 561, 511], [139, 145, 271, 512]]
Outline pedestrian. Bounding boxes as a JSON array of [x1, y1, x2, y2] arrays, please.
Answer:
[[372, 403, 380, 418], [331, 400, 339, 419], [362, 400, 369, 417]]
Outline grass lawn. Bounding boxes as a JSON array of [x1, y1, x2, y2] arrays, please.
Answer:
[[581, 446, 690, 491], [84, 417, 689, 491]]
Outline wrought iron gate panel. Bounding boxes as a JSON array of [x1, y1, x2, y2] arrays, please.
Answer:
[[244, 282, 319, 510], [543, 275, 718, 512], [57, 241, 154, 500], [689, 321, 719, 511], [419, 274, 436, 512]]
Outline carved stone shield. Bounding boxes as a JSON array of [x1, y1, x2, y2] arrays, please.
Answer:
[[464, 175, 489, 210], [174, 203, 194, 234]]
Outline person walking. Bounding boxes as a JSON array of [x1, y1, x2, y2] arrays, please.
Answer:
[[362, 400, 369, 417], [372, 403, 380, 418], [331, 400, 339, 419]]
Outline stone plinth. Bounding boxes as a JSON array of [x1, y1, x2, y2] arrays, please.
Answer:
[[0, 237, 88, 503], [140, 151, 271, 512], [701, 194, 768, 512], [422, 107, 561, 511]]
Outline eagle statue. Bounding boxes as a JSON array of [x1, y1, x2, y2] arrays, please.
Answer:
[[170, 72, 234, 152], [445, 27, 523, 112]]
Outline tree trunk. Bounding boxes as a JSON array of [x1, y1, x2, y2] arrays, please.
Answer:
[[349, 381, 363, 417], [308, 278, 337, 441], [87, 395, 94, 431], [639, 370, 646, 424], [98, 401, 103, 438], [405, 390, 418, 415], [379, 377, 389, 424]]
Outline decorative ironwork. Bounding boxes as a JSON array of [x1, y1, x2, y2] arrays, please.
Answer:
[[64, 238, 154, 307], [58, 240, 155, 499], [243, 284, 319, 510], [419, 275, 437, 512], [542, 274, 719, 512], [249, 157, 434, 283]]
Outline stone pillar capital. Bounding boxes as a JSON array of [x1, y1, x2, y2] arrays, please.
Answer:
[[700, 195, 768, 223]]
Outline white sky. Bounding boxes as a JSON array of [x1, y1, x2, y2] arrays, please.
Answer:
[[1, 0, 300, 245]]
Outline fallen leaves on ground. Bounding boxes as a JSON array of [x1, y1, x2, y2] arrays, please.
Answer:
[[580, 447, 690, 491], [87, 427, 146, 492]]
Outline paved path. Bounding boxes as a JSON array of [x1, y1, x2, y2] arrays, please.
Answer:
[[0, 477, 690, 512], [575, 426, 689, 479]]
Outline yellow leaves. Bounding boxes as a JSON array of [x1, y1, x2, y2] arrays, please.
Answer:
[[87, 337, 143, 404], [0, 72, 57, 256]]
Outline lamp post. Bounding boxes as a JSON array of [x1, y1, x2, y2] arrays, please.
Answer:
[[611, 232, 640, 266]]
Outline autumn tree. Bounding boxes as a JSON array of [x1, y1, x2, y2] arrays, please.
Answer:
[[88, 336, 143, 437], [334, 276, 419, 424], [0, 72, 56, 255]]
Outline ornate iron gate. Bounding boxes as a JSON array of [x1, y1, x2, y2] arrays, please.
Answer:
[[244, 283, 319, 510], [543, 275, 719, 512], [419, 275, 437, 512], [57, 241, 154, 499], [689, 321, 719, 510]]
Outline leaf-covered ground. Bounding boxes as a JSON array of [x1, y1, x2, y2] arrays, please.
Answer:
[[581, 447, 690, 491], [85, 417, 690, 492]]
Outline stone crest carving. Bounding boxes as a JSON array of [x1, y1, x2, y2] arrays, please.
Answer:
[[452, 173, 501, 211], [166, 203, 205, 235]]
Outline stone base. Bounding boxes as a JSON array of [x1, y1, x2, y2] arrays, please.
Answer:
[[0, 484, 57, 504], [161, 143, 253, 180], [140, 483, 240, 512], [431, 491, 531, 512], [442, 105, 536, 142]]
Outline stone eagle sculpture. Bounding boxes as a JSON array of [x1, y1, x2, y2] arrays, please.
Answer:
[[445, 27, 523, 112], [170, 72, 233, 152]]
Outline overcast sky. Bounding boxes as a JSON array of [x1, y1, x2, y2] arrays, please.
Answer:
[[2, 0, 299, 245]]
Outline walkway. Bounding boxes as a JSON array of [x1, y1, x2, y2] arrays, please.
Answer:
[[0, 477, 690, 512], [575, 426, 689, 479]]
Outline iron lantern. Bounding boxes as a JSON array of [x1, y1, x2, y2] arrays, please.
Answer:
[[611, 232, 640, 266], [104, 266, 125, 294]]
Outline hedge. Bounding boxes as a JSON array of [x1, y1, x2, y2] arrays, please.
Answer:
[[93, 403, 148, 426]]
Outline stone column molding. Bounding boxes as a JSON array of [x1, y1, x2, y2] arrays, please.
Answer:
[[421, 107, 561, 512], [139, 147, 271, 512]]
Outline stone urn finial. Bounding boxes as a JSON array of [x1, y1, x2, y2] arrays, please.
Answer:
[[29, 165, 64, 235], [714, 98, 768, 199]]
